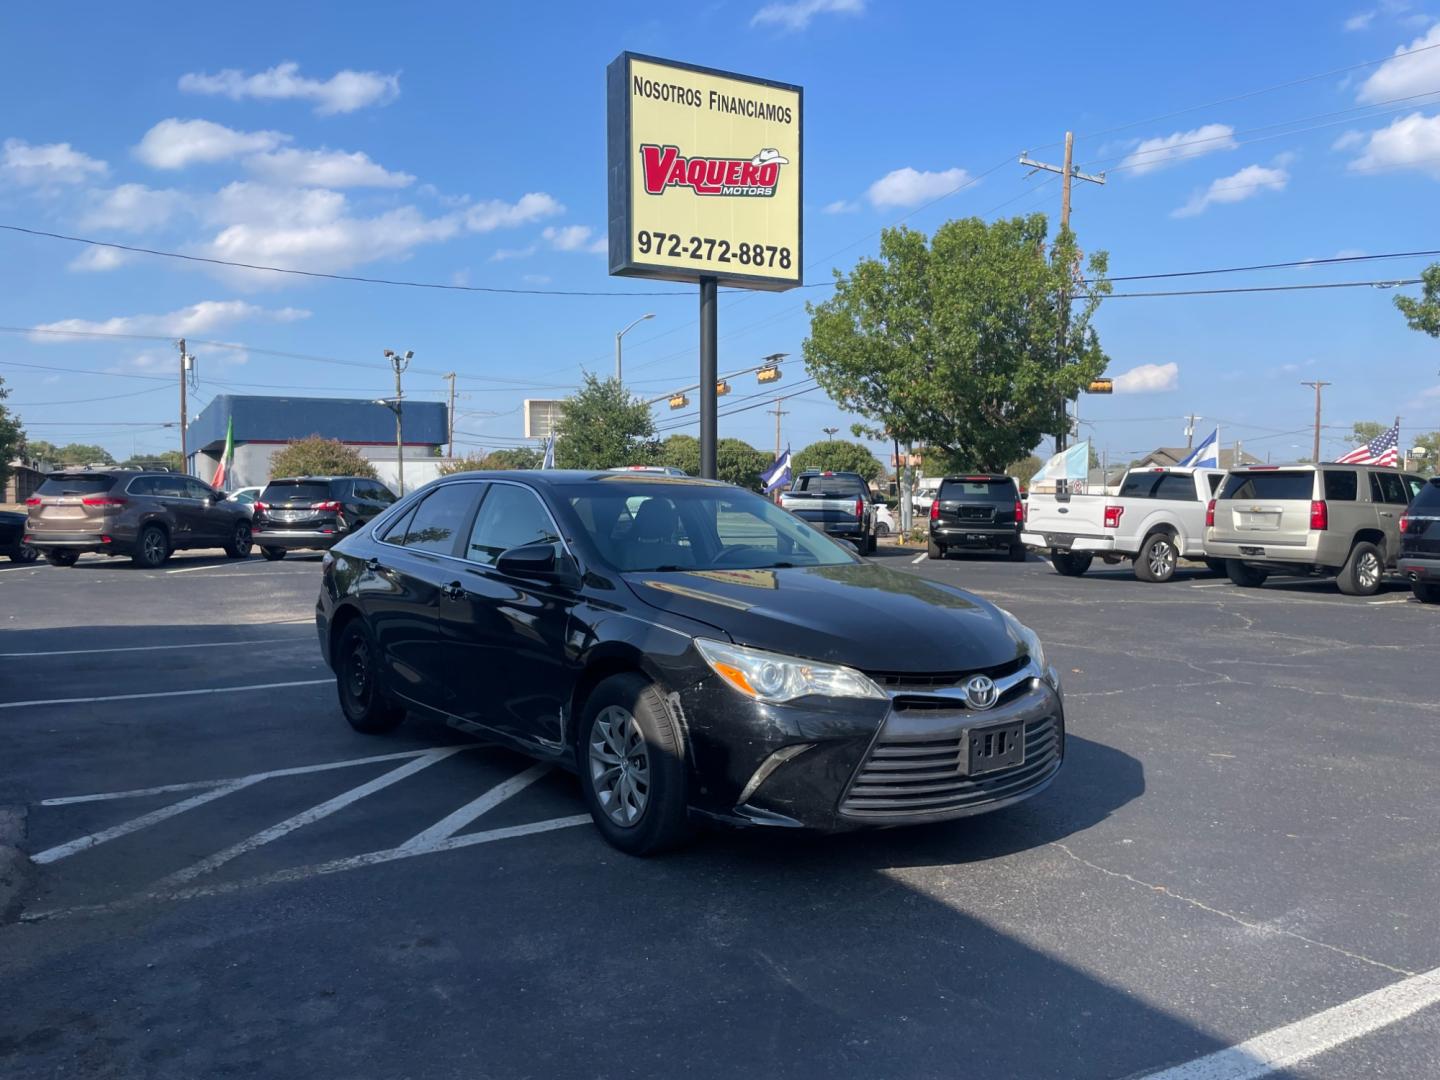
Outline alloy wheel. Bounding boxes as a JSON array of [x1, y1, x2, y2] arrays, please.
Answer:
[[234, 523, 252, 555], [1357, 550, 1381, 590], [588, 705, 650, 827], [1149, 542, 1176, 579], [142, 529, 166, 564]]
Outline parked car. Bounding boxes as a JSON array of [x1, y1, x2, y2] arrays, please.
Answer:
[[227, 486, 264, 507], [25, 468, 253, 568], [911, 477, 942, 517], [873, 502, 896, 537], [252, 476, 397, 560], [928, 475, 1026, 561], [1205, 464, 1426, 595], [1023, 466, 1226, 582], [1399, 475, 1440, 604], [778, 470, 877, 553], [0, 509, 37, 563], [317, 472, 1064, 854], [606, 466, 689, 476]]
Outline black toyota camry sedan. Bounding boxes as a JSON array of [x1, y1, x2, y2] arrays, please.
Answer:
[[316, 471, 1064, 854]]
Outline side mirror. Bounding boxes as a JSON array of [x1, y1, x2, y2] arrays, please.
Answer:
[[496, 543, 576, 585]]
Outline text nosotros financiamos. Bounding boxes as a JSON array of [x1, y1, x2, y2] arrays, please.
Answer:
[[632, 76, 794, 125]]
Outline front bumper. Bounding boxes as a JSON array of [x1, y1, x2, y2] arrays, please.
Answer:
[[679, 661, 1064, 832], [933, 524, 1020, 549], [253, 528, 339, 550]]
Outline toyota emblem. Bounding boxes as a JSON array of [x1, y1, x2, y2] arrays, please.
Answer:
[[964, 675, 998, 711]]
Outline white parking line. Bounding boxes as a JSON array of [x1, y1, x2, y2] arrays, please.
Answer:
[[400, 763, 550, 850], [1191, 582, 1230, 589], [0, 564, 41, 573], [911, 552, 928, 564], [0, 636, 303, 658], [1138, 964, 1440, 1079], [1368, 597, 1411, 606], [165, 562, 246, 575], [0, 678, 331, 710]]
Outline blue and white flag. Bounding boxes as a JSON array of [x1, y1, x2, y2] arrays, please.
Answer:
[[541, 435, 556, 469], [1030, 441, 1091, 490], [1179, 427, 1219, 468], [760, 446, 792, 493]]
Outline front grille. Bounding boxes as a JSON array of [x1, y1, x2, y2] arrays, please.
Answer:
[[866, 655, 1027, 693], [840, 715, 1060, 819]]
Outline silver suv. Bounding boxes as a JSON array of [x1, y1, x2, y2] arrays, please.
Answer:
[[1205, 464, 1426, 595]]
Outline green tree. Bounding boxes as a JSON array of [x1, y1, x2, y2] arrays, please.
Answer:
[[716, 438, 770, 491], [1347, 421, 1388, 447], [553, 374, 656, 470], [22, 438, 58, 464], [439, 447, 542, 474], [268, 435, 378, 480], [1411, 431, 1440, 477], [52, 443, 115, 466], [656, 434, 700, 476], [1395, 264, 1440, 337], [122, 450, 184, 472], [1005, 454, 1045, 485], [792, 438, 883, 481], [803, 214, 1110, 471], [0, 376, 23, 495]]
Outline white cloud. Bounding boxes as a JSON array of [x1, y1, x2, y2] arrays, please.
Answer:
[[751, 0, 863, 30], [68, 247, 130, 272], [30, 300, 310, 341], [1332, 129, 1367, 151], [79, 184, 188, 232], [1119, 124, 1237, 175], [1111, 362, 1179, 394], [1357, 22, 1440, 102], [542, 224, 607, 253], [136, 118, 289, 169], [465, 193, 564, 232], [178, 61, 399, 115], [1172, 164, 1288, 217], [490, 245, 536, 262], [865, 166, 971, 208], [1, 138, 107, 186], [1348, 111, 1440, 176], [823, 199, 859, 213], [1345, 9, 1377, 30], [245, 147, 414, 188]]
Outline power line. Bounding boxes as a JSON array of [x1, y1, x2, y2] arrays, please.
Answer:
[[1099, 249, 1440, 284], [1103, 277, 1420, 298]]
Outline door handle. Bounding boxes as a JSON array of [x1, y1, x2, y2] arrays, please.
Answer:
[[441, 581, 465, 600], [1379, 512, 1394, 518]]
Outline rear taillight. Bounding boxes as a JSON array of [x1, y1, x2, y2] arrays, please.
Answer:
[[315, 500, 342, 512], [25, 496, 41, 506], [1103, 505, 1124, 529], [853, 498, 864, 521], [929, 499, 940, 521], [1310, 500, 1329, 531], [81, 497, 127, 507], [1205, 499, 1216, 528], [1398, 514, 1410, 534], [253, 501, 268, 513], [1015, 499, 1025, 525]]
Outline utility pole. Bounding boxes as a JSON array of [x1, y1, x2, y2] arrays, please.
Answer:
[[1184, 413, 1202, 449], [769, 397, 789, 459], [1301, 380, 1330, 463], [177, 338, 191, 474], [383, 349, 413, 494], [1020, 134, 1107, 456], [443, 372, 457, 458]]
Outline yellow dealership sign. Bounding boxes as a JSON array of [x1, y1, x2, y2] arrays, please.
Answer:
[[607, 53, 802, 291]]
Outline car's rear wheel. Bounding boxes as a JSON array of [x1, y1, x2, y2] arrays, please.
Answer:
[[8, 545, 38, 564], [874, 521, 890, 538], [45, 549, 79, 568], [224, 520, 253, 559], [335, 620, 404, 733], [131, 524, 170, 569], [1134, 533, 1179, 583], [927, 537, 944, 560], [1337, 541, 1384, 596], [261, 546, 287, 561], [1204, 558, 1227, 576], [1413, 580, 1440, 604], [1050, 551, 1092, 577], [578, 674, 690, 856], [1226, 560, 1269, 588], [863, 531, 877, 555], [1008, 544, 1028, 562]]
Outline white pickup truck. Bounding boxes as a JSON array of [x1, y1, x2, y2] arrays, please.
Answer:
[[1021, 466, 1226, 582]]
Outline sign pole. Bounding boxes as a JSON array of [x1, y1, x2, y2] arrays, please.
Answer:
[[699, 276, 718, 479]]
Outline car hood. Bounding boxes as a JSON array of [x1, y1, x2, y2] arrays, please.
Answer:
[[622, 562, 1022, 673]]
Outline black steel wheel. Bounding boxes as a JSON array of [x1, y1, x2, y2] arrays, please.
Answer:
[[335, 620, 404, 733]]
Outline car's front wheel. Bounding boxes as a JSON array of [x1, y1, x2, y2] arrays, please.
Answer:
[[224, 520, 253, 559], [578, 674, 690, 856], [45, 549, 79, 567], [335, 619, 404, 733], [261, 546, 287, 561], [1413, 580, 1440, 604]]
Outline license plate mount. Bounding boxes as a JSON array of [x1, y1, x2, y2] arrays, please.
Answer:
[[966, 721, 1025, 776]]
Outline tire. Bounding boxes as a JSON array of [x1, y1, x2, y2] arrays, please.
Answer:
[[578, 673, 691, 856], [874, 521, 890, 538], [1204, 558, 1227, 576], [335, 619, 404, 734], [223, 520, 253, 559], [1412, 580, 1440, 604], [8, 545, 39, 564], [927, 537, 944, 560], [131, 524, 170, 569], [1134, 532, 1179, 583], [1008, 544, 1028, 563], [44, 549, 79, 568], [1226, 560, 1269, 588], [1050, 551, 1093, 577], [861, 531, 876, 556], [1336, 540, 1384, 597], [261, 546, 287, 561]]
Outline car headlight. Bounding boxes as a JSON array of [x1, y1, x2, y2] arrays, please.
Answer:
[[998, 608, 1046, 673], [694, 638, 885, 704]]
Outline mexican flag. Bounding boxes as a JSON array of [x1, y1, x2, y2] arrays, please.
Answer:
[[211, 416, 234, 490]]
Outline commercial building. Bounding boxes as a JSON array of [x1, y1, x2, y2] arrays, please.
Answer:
[[187, 395, 449, 493]]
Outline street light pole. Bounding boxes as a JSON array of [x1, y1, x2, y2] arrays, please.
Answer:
[[383, 348, 413, 494], [614, 312, 655, 384]]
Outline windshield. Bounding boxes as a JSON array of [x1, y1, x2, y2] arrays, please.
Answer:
[[260, 481, 334, 503], [560, 480, 858, 573], [938, 479, 1014, 501], [791, 473, 866, 496], [37, 475, 114, 496]]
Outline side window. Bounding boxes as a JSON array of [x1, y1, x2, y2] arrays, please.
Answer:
[[397, 484, 482, 555], [1375, 472, 1408, 505], [378, 505, 418, 545], [466, 484, 561, 567], [185, 479, 215, 501], [154, 476, 187, 498], [331, 480, 352, 501], [128, 476, 157, 496], [1324, 471, 1358, 501], [1154, 474, 1197, 501], [1404, 475, 1426, 502], [373, 484, 397, 505], [1118, 474, 1155, 499], [1207, 474, 1223, 495]]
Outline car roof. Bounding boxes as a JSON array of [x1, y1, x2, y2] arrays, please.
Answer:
[[436, 469, 730, 487], [939, 474, 1013, 482], [267, 475, 369, 482]]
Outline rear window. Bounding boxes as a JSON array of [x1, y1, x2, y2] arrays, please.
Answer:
[[1219, 471, 1314, 501], [1412, 478, 1440, 510], [1118, 472, 1197, 501], [793, 474, 865, 496], [1323, 471, 1358, 501], [937, 479, 1015, 501], [37, 475, 115, 496], [260, 480, 334, 503]]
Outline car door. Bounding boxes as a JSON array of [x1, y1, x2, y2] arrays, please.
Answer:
[[361, 482, 485, 714], [186, 478, 231, 543], [438, 481, 576, 750], [1370, 471, 1410, 562]]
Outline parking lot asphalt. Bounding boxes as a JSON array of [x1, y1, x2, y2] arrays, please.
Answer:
[[2, 546, 1438, 1079]]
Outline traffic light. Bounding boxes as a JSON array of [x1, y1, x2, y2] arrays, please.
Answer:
[[1086, 379, 1114, 395], [756, 366, 781, 384], [716, 381, 731, 396], [668, 394, 689, 409]]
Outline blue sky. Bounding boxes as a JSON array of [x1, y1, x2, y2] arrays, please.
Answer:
[[3, 0, 1440, 467]]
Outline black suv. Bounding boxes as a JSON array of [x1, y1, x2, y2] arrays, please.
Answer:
[[1400, 476, 1440, 604], [252, 476, 396, 560], [928, 475, 1026, 561]]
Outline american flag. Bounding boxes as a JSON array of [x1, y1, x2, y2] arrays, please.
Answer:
[[1334, 422, 1400, 466]]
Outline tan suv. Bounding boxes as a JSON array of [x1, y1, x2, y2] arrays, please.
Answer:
[[25, 468, 254, 568], [1205, 464, 1426, 595]]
